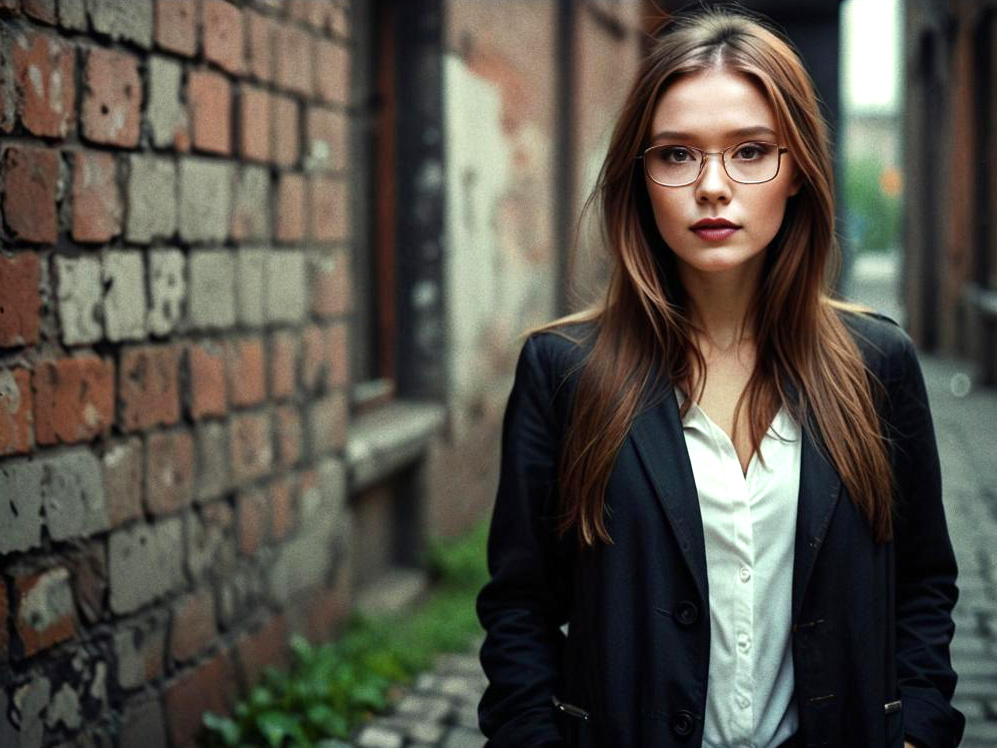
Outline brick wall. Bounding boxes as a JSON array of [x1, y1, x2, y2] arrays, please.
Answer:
[[0, 1, 354, 746]]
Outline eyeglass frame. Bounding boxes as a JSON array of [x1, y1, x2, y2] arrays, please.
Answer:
[[636, 140, 790, 187]]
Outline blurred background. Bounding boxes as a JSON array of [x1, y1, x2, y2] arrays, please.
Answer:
[[0, 1, 994, 747]]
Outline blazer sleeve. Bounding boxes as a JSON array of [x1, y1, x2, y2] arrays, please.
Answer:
[[889, 334, 966, 748], [476, 335, 570, 748]]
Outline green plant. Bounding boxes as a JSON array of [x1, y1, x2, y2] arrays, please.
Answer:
[[843, 156, 902, 253], [200, 517, 491, 748]]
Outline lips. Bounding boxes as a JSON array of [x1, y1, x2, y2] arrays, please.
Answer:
[[690, 218, 739, 229]]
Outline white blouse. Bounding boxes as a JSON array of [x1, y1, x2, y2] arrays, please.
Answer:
[[675, 385, 802, 748]]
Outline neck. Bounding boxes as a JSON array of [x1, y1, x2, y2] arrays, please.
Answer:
[[677, 252, 764, 352]]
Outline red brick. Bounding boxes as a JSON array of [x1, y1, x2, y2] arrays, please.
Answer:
[[165, 651, 237, 748], [14, 565, 77, 656], [146, 429, 195, 516], [239, 85, 271, 163], [312, 249, 351, 318], [0, 252, 41, 347], [304, 573, 350, 644], [188, 341, 227, 419], [188, 69, 231, 155], [22, 0, 56, 24], [327, 322, 348, 389], [72, 151, 122, 243], [119, 345, 182, 432], [236, 615, 287, 688], [0, 368, 32, 455], [229, 411, 272, 484], [301, 325, 326, 392], [202, 0, 243, 74], [246, 10, 274, 82], [310, 175, 348, 242], [155, 0, 197, 57], [82, 48, 141, 147], [269, 476, 294, 540], [1, 145, 59, 244], [273, 404, 301, 468], [272, 94, 298, 167], [236, 489, 266, 555], [65, 542, 106, 625], [169, 588, 216, 662], [309, 392, 347, 453], [227, 337, 266, 407], [275, 172, 305, 243], [33, 357, 114, 445], [314, 39, 349, 105], [307, 107, 347, 172], [11, 28, 75, 137], [275, 23, 312, 97], [269, 331, 297, 399], [102, 438, 144, 527]]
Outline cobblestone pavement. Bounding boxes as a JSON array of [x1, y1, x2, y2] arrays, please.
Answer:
[[344, 353, 996, 748]]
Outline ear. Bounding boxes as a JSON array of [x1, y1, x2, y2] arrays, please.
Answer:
[[787, 167, 804, 197]]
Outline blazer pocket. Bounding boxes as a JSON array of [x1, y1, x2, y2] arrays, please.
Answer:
[[884, 699, 904, 748], [553, 693, 591, 747]]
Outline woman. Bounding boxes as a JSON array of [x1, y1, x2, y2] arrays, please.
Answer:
[[475, 7, 964, 748]]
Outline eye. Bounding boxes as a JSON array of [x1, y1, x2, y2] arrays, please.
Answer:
[[657, 146, 696, 163], [731, 142, 773, 161]]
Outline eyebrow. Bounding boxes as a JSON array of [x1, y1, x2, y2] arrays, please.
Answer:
[[650, 125, 777, 142]]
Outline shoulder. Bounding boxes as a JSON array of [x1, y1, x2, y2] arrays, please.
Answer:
[[836, 307, 917, 384], [525, 320, 598, 382]]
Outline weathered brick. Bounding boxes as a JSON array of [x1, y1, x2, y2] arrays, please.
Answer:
[[1, 145, 59, 244], [274, 403, 302, 468], [235, 248, 266, 326], [236, 489, 266, 556], [304, 565, 351, 643], [307, 392, 347, 455], [235, 615, 287, 687], [148, 248, 185, 336], [202, 0, 242, 74], [306, 107, 347, 173], [65, 541, 107, 625], [23, 0, 57, 24], [231, 165, 271, 241], [184, 500, 234, 578], [315, 38, 349, 105], [108, 517, 183, 614], [119, 345, 182, 431], [114, 610, 168, 689], [328, 1, 349, 38], [194, 421, 228, 501], [179, 158, 231, 242], [246, 10, 274, 82], [14, 565, 77, 656], [154, 0, 196, 56], [86, 0, 153, 48], [103, 250, 147, 342], [82, 47, 141, 147], [0, 34, 13, 134], [120, 696, 167, 748], [169, 588, 215, 662], [146, 429, 194, 516], [272, 94, 299, 167], [164, 651, 237, 748], [187, 340, 227, 419], [54, 255, 102, 345], [312, 250, 351, 318], [0, 252, 41, 347], [148, 55, 189, 150], [301, 324, 327, 392], [230, 410, 272, 485], [327, 321, 348, 389], [8, 675, 51, 748], [265, 250, 307, 323], [0, 368, 32, 455], [0, 459, 44, 554], [58, 0, 87, 30], [102, 437, 143, 527], [0, 582, 8, 659], [188, 250, 236, 329], [269, 475, 295, 540], [228, 337, 266, 407], [269, 331, 297, 399], [11, 27, 75, 137], [126, 154, 177, 243], [275, 23, 311, 97], [310, 175, 348, 242], [274, 172, 305, 242], [239, 84, 270, 162], [72, 151, 122, 243], [33, 356, 115, 445], [188, 69, 230, 155]]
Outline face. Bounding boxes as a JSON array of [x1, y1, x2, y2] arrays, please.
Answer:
[[643, 69, 803, 280]]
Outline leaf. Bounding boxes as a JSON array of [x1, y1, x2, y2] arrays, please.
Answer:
[[202, 712, 241, 747]]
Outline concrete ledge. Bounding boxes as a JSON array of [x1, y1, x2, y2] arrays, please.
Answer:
[[345, 399, 447, 494], [354, 567, 429, 618]]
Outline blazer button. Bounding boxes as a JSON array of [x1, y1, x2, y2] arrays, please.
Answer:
[[675, 601, 698, 626], [672, 709, 695, 738]]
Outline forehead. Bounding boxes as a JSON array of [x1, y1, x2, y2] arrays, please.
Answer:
[[649, 70, 778, 142]]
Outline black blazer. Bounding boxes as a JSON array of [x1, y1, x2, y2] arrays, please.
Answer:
[[476, 310, 964, 748]]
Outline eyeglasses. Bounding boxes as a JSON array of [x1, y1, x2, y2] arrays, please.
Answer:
[[637, 140, 789, 187]]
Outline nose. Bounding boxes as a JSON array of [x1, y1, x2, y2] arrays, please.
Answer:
[[695, 152, 732, 203]]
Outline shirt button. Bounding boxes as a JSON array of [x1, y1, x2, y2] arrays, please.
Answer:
[[738, 566, 751, 582], [736, 694, 751, 709], [737, 632, 751, 652]]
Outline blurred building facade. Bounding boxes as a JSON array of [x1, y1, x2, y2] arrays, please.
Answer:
[[903, 0, 997, 386]]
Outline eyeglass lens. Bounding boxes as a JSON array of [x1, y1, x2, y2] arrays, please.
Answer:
[[645, 141, 781, 186]]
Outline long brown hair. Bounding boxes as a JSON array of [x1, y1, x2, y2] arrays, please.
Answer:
[[526, 7, 895, 548]]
